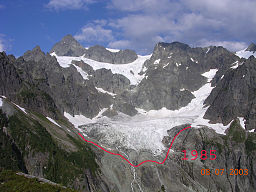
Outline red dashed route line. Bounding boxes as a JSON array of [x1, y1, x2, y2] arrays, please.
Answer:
[[78, 125, 191, 168]]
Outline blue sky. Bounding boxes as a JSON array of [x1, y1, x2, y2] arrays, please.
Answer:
[[1, 0, 256, 56]]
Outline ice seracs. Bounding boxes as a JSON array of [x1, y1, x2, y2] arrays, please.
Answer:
[[65, 69, 233, 155]]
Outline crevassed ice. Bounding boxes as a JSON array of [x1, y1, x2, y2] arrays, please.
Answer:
[[65, 69, 234, 155]]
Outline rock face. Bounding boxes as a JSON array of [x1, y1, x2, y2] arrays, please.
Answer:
[[160, 123, 256, 192], [0, 51, 59, 118], [20, 46, 112, 118], [50, 34, 86, 56], [96, 122, 255, 192], [131, 42, 238, 111], [246, 43, 256, 52], [0, 52, 22, 99], [1, 46, 113, 119], [51, 35, 138, 64], [72, 60, 131, 95], [1, 38, 256, 192], [84, 45, 138, 64], [204, 56, 256, 131], [0, 101, 109, 192]]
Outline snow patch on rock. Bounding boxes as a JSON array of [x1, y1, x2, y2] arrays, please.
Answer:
[[12, 102, 27, 114], [47, 117, 61, 127], [163, 63, 169, 68], [72, 64, 89, 80], [154, 59, 160, 65], [238, 117, 245, 129], [106, 48, 120, 53], [230, 61, 240, 69], [96, 87, 116, 96], [52, 53, 151, 85], [66, 69, 233, 155]]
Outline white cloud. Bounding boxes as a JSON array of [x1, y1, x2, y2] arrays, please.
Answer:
[[47, 0, 95, 10], [105, 0, 255, 53], [0, 35, 5, 52], [197, 39, 248, 52], [65, 0, 255, 53], [75, 23, 114, 43], [0, 42, 4, 52], [109, 0, 175, 13], [108, 40, 131, 49]]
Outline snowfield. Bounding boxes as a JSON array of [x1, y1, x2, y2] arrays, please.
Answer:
[[52, 52, 151, 85], [236, 49, 256, 59], [65, 69, 233, 155]]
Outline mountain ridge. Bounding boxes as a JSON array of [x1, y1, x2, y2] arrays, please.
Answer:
[[1, 36, 256, 192]]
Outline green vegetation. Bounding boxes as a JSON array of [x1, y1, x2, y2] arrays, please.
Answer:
[[8, 112, 54, 154], [0, 110, 26, 172], [0, 170, 77, 192], [245, 133, 256, 155], [158, 185, 166, 192], [204, 139, 224, 153], [32, 111, 49, 122], [19, 88, 36, 100], [17, 85, 58, 115], [1, 107, 98, 187], [227, 119, 246, 143]]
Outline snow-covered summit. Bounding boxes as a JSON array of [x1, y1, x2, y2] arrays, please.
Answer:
[[236, 43, 256, 59]]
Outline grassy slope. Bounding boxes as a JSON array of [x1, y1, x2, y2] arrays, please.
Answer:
[[0, 106, 98, 188], [0, 170, 77, 192]]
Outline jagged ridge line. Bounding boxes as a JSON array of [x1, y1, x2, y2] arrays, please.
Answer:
[[78, 125, 191, 167]]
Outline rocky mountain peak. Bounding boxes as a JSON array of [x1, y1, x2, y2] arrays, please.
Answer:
[[156, 42, 190, 51], [23, 45, 45, 62], [246, 43, 256, 52], [88, 45, 106, 51], [152, 42, 190, 57], [50, 34, 86, 56], [51, 35, 138, 64], [61, 34, 77, 42], [32, 45, 43, 52]]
